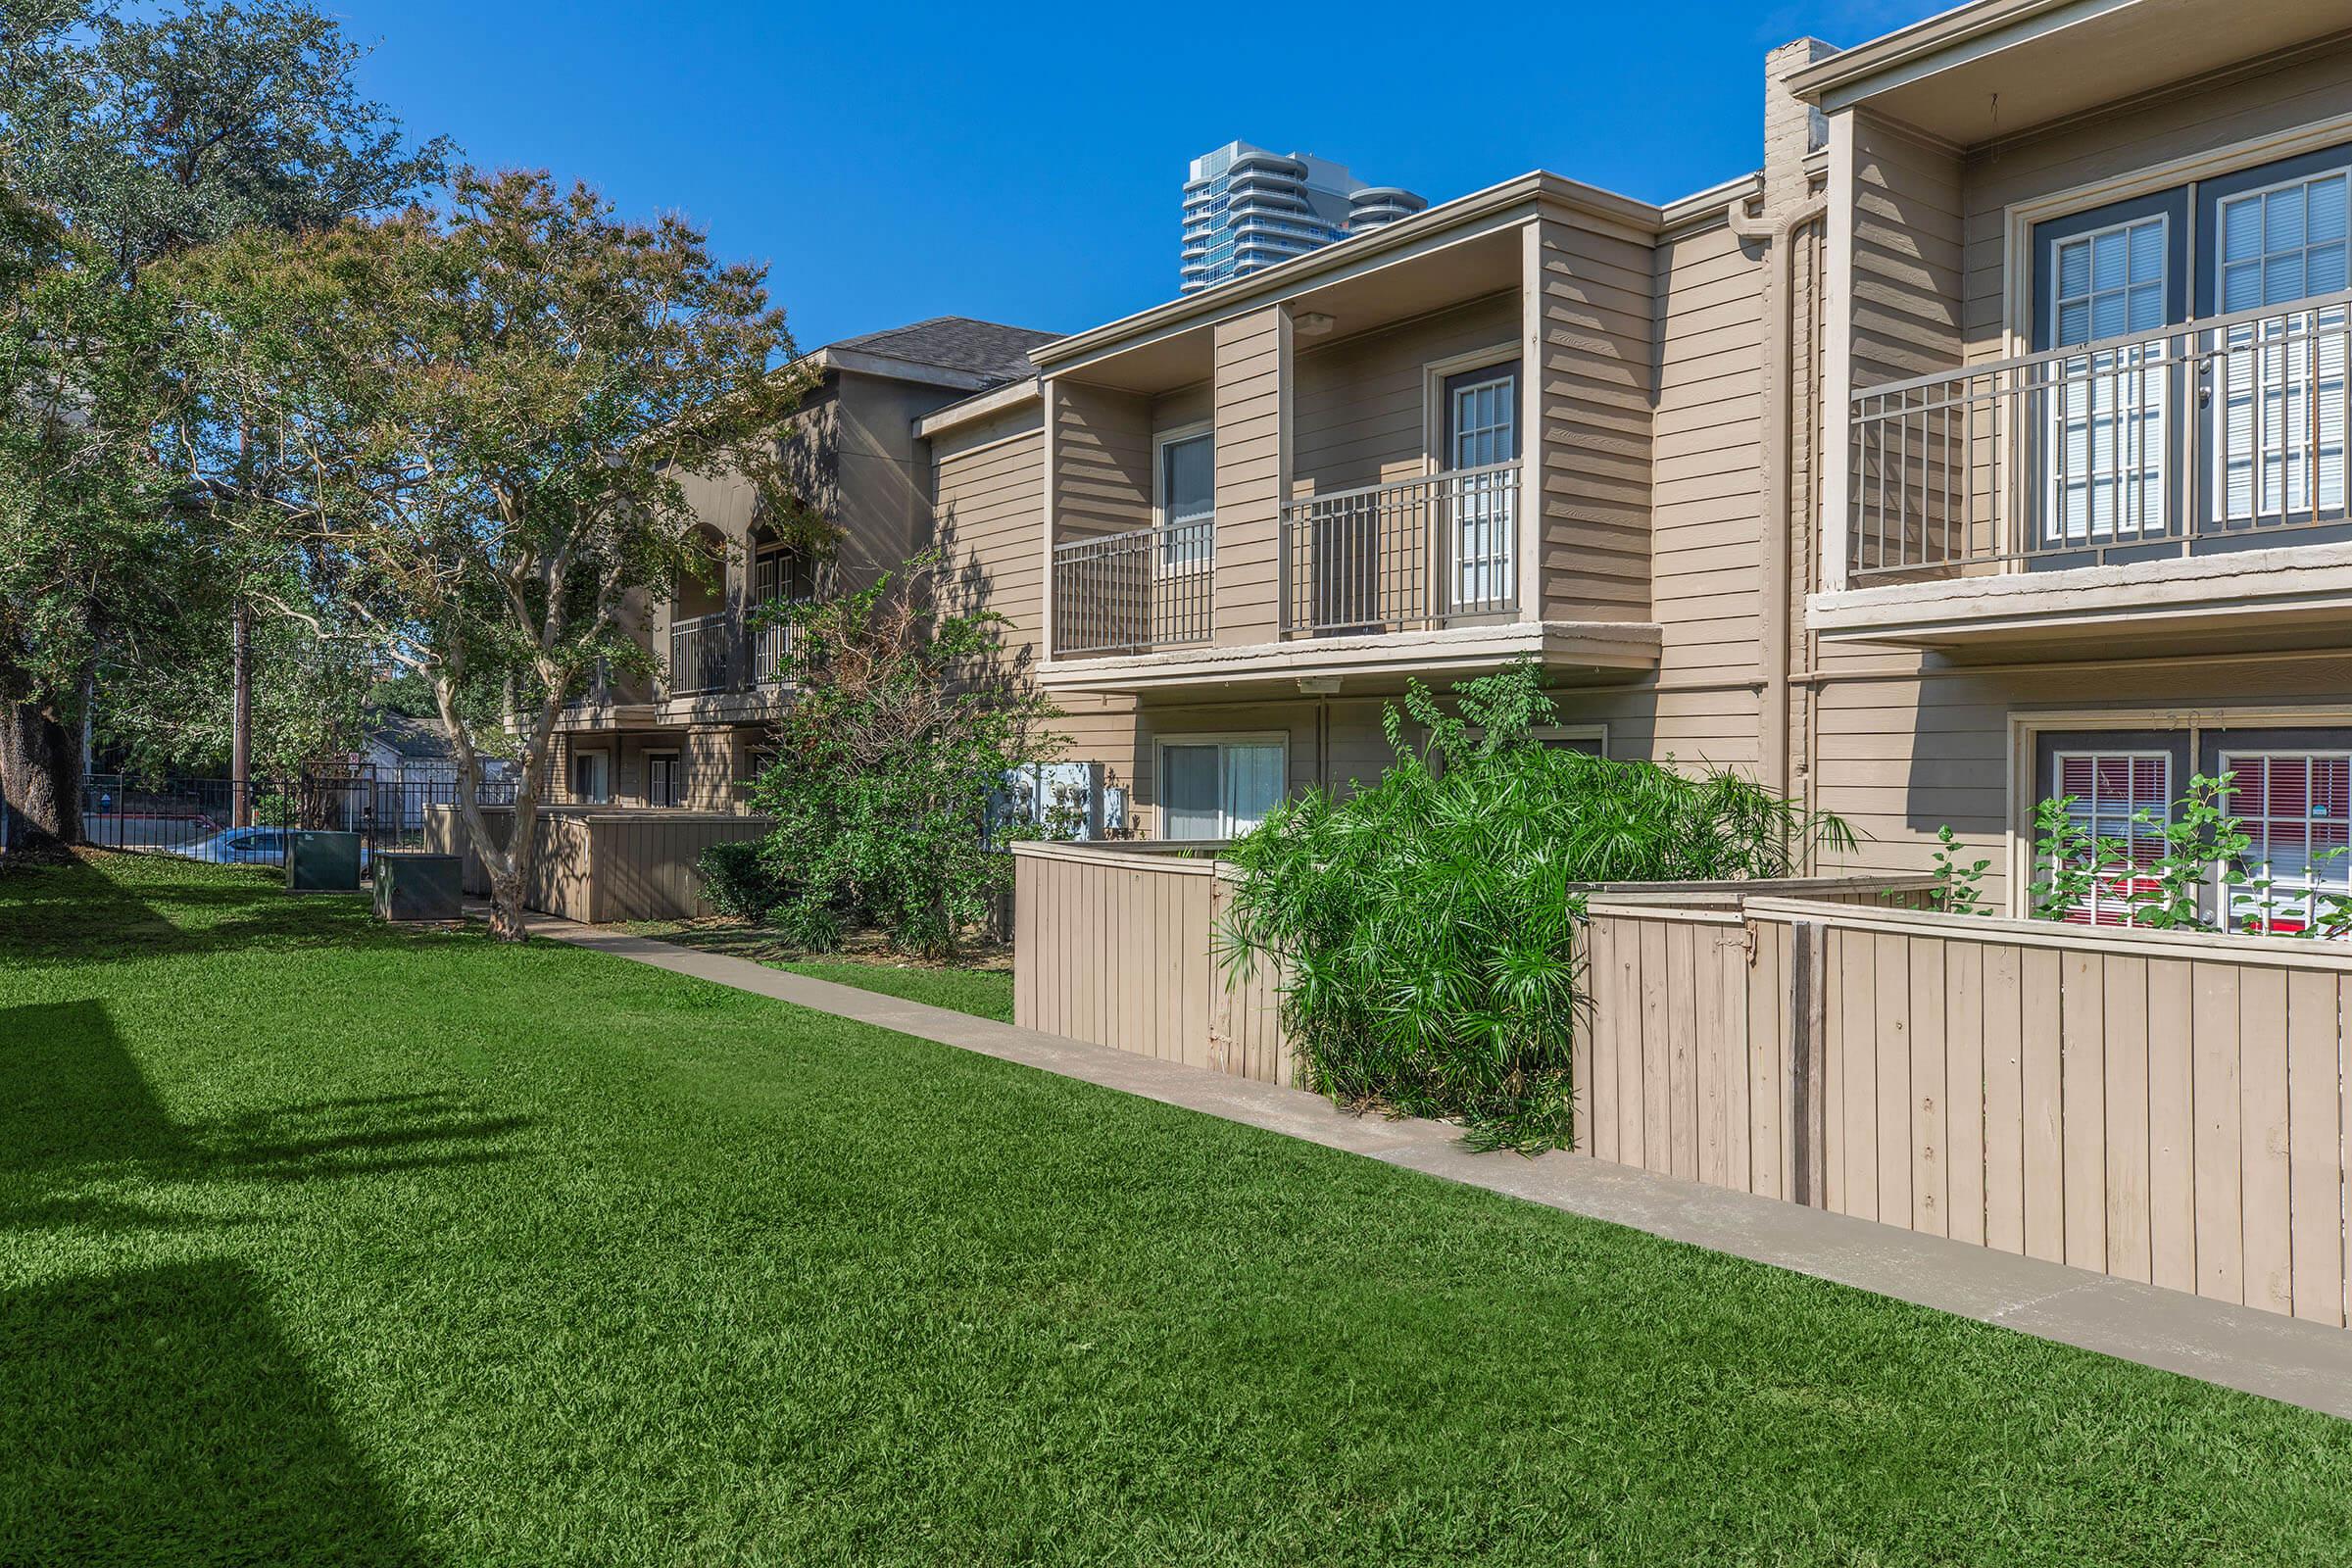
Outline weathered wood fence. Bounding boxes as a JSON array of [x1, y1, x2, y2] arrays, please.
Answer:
[[1013, 841, 2352, 1328], [424, 805, 769, 923]]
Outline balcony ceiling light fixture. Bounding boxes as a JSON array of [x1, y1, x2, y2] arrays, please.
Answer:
[[1294, 311, 1336, 337]]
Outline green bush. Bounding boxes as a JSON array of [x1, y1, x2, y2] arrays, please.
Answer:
[[696, 840, 779, 921], [732, 555, 1058, 959], [1218, 662, 1852, 1152]]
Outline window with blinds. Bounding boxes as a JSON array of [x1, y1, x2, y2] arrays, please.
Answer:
[[2050, 750, 2173, 926]]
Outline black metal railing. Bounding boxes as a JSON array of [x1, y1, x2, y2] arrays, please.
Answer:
[[78, 769, 521, 871], [1851, 287, 2352, 579], [1052, 517, 1215, 657], [667, 612, 736, 695], [1279, 461, 1520, 635]]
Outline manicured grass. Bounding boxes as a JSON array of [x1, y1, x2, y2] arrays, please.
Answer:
[[617, 918, 1015, 1022], [775, 958, 1013, 1022], [7, 852, 2351, 1566]]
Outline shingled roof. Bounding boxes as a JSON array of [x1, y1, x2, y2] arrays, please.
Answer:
[[822, 316, 1058, 386]]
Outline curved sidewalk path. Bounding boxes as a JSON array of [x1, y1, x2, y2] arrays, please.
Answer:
[[531, 913, 2352, 1420]]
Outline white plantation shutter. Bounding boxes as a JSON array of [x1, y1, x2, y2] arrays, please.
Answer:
[[2047, 217, 2170, 548], [2215, 171, 2350, 526]]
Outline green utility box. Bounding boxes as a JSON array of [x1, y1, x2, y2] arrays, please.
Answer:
[[286, 830, 364, 893], [374, 852, 463, 923]]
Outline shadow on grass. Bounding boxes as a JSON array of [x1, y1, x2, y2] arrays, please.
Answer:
[[0, 854, 417, 964], [0, 1259, 432, 1565], [0, 1002, 529, 1231]]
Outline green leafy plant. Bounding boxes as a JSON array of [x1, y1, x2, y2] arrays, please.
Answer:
[[732, 554, 1061, 960], [1931, 825, 1992, 916], [1218, 661, 1852, 1153], [695, 840, 779, 922]]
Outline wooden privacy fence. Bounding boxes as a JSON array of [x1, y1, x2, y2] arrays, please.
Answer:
[[1010, 844, 1936, 1092], [424, 805, 769, 923], [1011, 842, 1289, 1083], [1585, 896, 2352, 1328]]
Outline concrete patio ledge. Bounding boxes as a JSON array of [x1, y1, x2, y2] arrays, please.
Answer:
[[526, 913, 2352, 1421]]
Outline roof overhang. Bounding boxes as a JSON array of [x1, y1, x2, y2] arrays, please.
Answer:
[[914, 375, 1042, 441], [1789, 0, 2352, 145], [798, 345, 1020, 394], [1027, 172, 1676, 384]]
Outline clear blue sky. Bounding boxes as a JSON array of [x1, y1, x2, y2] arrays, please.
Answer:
[[333, 0, 1946, 352]]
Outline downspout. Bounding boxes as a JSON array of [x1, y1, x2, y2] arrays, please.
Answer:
[[1727, 194, 1826, 827]]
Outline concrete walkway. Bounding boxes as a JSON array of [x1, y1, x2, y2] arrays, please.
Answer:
[[533, 914, 2352, 1420]]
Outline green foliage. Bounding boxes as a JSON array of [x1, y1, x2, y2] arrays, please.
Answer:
[[1219, 662, 1853, 1152], [169, 167, 812, 936], [0, 0, 446, 831], [737, 555, 1060, 960], [2020, 771, 2352, 936], [1932, 825, 1992, 917], [695, 840, 780, 923]]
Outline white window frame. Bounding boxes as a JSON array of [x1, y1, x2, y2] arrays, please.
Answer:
[[1529, 723, 1608, 755], [1153, 731, 1288, 841], [1152, 421, 1214, 577], [2045, 745, 2176, 927], [569, 747, 612, 806], [1419, 344, 1520, 477], [2209, 164, 2352, 528], [2042, 213, 2172, 552]]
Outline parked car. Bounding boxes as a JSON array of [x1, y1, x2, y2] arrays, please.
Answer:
[[171, 828, 371, 870]]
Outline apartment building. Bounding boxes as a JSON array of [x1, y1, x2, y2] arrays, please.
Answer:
[[1802, 0, 2352, 926], [1180, 142, 1428, 294], [548, 317, 1057, 810], [583, 0, 2352, 928]]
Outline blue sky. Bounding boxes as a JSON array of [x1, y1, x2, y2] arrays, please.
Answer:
[[333, 0, 1946, 351]]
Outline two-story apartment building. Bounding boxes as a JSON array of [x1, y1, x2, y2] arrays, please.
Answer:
[[918, 49, 1821, 843], [578, 0, 2352, 929], [1802, 0, 2352, 926], [549, 318, 1057, 811]]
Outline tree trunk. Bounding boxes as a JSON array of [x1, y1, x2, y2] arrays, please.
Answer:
[[486, 865, 526, 941], [231, 601, 253, 827], [0, 700, 80, 852]]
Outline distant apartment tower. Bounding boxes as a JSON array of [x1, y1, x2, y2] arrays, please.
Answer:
[[1179, 141, 1426, 293]]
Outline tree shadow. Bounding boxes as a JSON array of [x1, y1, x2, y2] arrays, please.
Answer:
[[0, 854, 447, 966], [0, 1002, 529, 1230], [0, 1259, 433, 1565]]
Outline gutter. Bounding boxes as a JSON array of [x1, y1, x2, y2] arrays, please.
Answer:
[[1727, 191, 1828, 830]]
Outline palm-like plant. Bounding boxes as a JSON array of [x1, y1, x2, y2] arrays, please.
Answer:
[[1219, 662, 1852, 1152]]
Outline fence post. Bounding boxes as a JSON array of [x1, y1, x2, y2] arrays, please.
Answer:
[[1788, 919, 1830, 1207]]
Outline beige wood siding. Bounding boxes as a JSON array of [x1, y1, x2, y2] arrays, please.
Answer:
[[1051, 378, 1151, 542], [1535, 215, 1655, 623], [1210, 308, 1286, 646], [932, 410, 1141, 805], [1847, 112, 1964, 394], [1288, 292, 1519, 496]]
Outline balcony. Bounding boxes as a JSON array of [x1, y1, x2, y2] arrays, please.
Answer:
[[668, 612, 736, 696], [1281, 463, 1520, 635], [1817, 291, 2352, 650], [1052, 519, 1214, 657]]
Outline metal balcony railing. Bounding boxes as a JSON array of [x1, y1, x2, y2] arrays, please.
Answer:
[[1280, 462, 1520, 635], [667, 612, 735, 696], [1052, 517, 1215, 657], [752, 621, 790, 686], [1850, 288, 2352, 581]]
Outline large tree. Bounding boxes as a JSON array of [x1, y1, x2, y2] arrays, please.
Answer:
[[175, 169, 819, 938], [0, 0, 446, 848]]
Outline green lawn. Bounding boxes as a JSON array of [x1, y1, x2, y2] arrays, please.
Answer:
[[617, 918, 1015, 1021], [7, 852, 2351, 1566]]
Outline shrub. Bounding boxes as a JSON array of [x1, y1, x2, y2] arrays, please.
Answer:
[[1218, 662, 1852, 1153], [696, 840, 778, 921], [733, 554, 1059, 959]]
